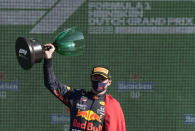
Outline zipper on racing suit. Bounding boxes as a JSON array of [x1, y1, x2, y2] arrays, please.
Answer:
[[85, 98, 95, 131]]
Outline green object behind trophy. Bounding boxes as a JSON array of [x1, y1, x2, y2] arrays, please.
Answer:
[[15, 27, 85, 70]]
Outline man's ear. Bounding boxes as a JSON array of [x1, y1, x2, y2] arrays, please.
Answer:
[[107, 79, 112, 86]]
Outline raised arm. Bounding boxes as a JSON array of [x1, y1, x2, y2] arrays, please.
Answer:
[[43, 43, 71, 106]]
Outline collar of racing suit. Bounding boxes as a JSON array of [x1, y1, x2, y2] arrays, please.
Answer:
[[89, 91, 106, 100]]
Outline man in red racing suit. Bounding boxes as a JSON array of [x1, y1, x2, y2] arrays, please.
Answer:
[[43, 43, 126, 131]]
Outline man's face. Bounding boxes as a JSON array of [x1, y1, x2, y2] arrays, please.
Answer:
[[91, 74, 111, 94], [91, 74, 108, 83]]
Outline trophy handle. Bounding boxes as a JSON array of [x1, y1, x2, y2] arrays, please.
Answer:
[[42, 42, 58, 51]]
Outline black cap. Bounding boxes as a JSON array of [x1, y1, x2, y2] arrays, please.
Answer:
[[91, 66, 111, 79]]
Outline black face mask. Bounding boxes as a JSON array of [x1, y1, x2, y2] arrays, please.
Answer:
[[91, 80, 107, 93]]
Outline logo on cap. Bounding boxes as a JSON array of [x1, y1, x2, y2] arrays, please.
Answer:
[[92, 66, 111, 79]]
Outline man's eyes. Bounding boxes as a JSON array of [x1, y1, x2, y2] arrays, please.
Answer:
[[92, 77, 105, 81]]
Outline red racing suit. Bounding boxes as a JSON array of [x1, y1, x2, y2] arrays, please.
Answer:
[[43, 59, 126, 131]]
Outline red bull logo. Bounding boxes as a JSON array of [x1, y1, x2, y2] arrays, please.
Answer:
[[98, 86, 103, 90], [73, 119, 102, 131], [76, 109, 102, 123]]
